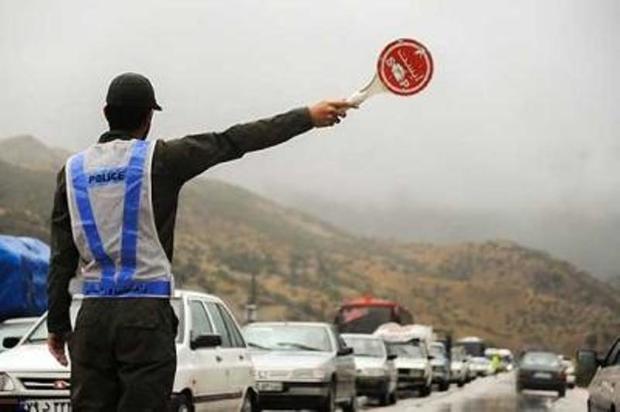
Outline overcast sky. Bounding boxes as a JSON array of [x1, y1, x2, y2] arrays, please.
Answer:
[[1, 0, 619, 276]]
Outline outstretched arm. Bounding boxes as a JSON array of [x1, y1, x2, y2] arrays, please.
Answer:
[[162, 100, 355, 183]]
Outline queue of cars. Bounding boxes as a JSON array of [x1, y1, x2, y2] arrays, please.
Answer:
[[0, 292, 526, 412]]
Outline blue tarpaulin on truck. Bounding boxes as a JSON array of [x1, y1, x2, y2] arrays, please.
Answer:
[[0, 235, 49, 322]]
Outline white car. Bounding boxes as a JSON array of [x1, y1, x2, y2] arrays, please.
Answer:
[[384, 340, 432, 396], [560, 357, 576, 389], [341, 333, 398, 405], [0, 317, 38, 352], [429, 342, 451, 391], [244, 322, 357, 411], [578, 339, 620, 411], [469, 356, 493, 377], [0, 290, 256, 412], [450, 346, 469, 387]]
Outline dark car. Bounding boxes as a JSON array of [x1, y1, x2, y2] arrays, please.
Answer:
[[517, 351, 566, 397]]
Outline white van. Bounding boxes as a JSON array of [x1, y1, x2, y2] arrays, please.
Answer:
[[0, 290, 256, 412]]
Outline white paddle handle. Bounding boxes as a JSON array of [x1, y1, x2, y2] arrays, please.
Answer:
[[346, 73, 385, 106], [347, 90, 370, 106]]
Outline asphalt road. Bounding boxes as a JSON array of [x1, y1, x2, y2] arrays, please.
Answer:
[[361, 372, 587, 412]]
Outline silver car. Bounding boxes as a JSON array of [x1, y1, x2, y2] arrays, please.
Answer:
[[384, 340, 432, 396], [578, 338, 620, 411], [429, 342, 451, 391], [450, 346, 469, 387], [341, 334, 398, 405], [244, 322, 357, 411]]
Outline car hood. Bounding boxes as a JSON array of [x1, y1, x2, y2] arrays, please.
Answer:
[[354, 357, 385, 369], [394, 357, 427, 369], [0, 344, 69, 373], [251, 350, 334, 370]]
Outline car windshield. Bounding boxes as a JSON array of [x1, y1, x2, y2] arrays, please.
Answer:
[[0, 320, 36, 350], [386, 341, 424, 359], [24, 298, 184, 344], [430, 344, 446, 359], [244, 324, 333, 352], [521, 352, 560, 367], [343, 336, 386, 358]]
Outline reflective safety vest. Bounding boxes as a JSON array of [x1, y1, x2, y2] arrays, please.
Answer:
[[66, 139, 173, 298]]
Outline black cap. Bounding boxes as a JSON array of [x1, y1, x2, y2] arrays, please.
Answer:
[[105, 72, 162, 111]]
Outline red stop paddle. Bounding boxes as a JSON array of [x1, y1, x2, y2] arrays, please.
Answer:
[[347, 38, 434, 106]]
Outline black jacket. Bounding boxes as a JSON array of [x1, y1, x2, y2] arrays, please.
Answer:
[[47, 108, 314, 334]]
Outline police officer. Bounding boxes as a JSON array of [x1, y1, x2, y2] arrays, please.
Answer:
[[46, 72, 354, 411]]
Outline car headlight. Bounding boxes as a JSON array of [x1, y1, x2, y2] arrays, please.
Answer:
[[0, 373, 16, 392], [290, 368, 329, 381], [255, 370, 270, 380]]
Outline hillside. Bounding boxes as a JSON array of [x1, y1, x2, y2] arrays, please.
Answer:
[[0, 135, 618, 354]]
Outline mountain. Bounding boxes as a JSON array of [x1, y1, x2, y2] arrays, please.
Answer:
[[0, 135, 71, 172], [265, 191, 620, 283], [0, 135, 618, 355]]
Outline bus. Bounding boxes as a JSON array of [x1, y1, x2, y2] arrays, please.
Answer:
[[334, 296, 413, 334], [455, 336, 487, 358]]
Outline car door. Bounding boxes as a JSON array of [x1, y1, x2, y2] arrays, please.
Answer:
[[608, 343, 620, 412], [332, 327, 356, 401], [203, 300, 246, 410], [216, 303, 254, 405], [187, 299, 228, 412], [590, 339, 620, 411]]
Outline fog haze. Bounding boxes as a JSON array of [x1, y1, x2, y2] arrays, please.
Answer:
[[1, 0, 618, 278]]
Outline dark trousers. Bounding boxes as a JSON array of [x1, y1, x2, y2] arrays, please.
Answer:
[[69, 298, 178, 412]]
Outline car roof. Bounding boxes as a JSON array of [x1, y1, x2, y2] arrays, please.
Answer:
[[341, 333, 381, 340], [457, 336, 484, 342], [174, 289, 223, 302], [1, 317, 39, 325], [245, 321, 331, 328], [72, 289, 222, 303]]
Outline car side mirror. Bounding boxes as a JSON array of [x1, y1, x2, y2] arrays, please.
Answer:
[[2, 337, 20, 349], [338, 347, 354, 356], [428, 355, 435, 361], [190, 333, 222, 350], [576, 349, 600, 387], [387, 353, 398, 361]]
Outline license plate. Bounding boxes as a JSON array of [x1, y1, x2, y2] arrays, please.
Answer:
[[19, 399, 71, 412], [257, 382, 284, 392], [534, 372, 552, 379]]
